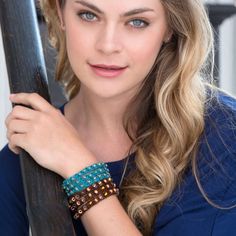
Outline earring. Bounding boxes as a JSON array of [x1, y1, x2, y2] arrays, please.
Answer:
[[164, 36, 172, 43], [60, 21, 65, 30]]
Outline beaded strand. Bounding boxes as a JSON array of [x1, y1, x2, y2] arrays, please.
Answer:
[[62, 162, 118, 219], [62, 162, 111, 196], [68, 178, 118, 219]]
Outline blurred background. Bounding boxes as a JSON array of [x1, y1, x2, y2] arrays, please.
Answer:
[[1, 0, 236, 149]]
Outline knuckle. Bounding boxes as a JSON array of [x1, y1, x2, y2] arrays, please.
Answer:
[[31, 93, 38, 99], [29, 93, 35, 100], [8, 119, 17, 131], [11, 106, 21, 117], [8, 143, 14, 152], [10, 134, 24, 150], [10, 134, 17, 144], [52, 107, 61, 116], [8, 143, 15, 154], [7, 120, 13, 130], [13, 105, 23, 113], [5, 116, 10, 127], [8, 141, 14, 149], [8, 143, 19, 155], [6, 131, 11, 141]]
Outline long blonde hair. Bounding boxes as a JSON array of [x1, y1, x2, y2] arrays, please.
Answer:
[[40, 0, 214, 235]]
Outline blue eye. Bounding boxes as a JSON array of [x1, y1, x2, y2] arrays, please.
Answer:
[[129, 19, 149, 28], [78, 12, 97, 22]]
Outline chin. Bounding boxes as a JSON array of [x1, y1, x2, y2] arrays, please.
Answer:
[[94, 91, 123, 99], [91, 88, 130, 100]]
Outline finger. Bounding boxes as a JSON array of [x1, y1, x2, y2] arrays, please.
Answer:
[[5, 106, 36, 126], [9, 133, 27, 151], [6, 119, 29, 145], [6, 129, 13, 142], [8, 143, 21, 155], [8, 132, 24, 154], [7, 119, 30, 134], [9, 93, 53, 113]]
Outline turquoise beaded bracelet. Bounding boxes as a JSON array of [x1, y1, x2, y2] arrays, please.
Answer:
[[62, 162, 111, 196]]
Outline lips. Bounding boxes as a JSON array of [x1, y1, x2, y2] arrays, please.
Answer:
[[89, 63, 128, 78], [92, 64, 127, 70]]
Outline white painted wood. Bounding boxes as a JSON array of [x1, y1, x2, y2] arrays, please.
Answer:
[[220, 15, 236, 96], [205, 0, 236, 4], [0, 26, 11, 150]]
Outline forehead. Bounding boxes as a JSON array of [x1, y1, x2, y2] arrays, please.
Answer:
[[70, 0, 164, 13]]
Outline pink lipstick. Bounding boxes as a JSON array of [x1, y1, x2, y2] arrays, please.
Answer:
[[89, 64, 128, 78]]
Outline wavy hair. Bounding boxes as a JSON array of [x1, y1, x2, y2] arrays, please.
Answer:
[[40, 0, 214, 235]]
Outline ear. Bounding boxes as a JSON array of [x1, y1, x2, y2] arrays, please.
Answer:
[[56, 0, 65, 30], [164, 30, 173, 43]]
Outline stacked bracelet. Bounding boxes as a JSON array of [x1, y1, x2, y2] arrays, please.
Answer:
[[62, 162, 110, 196], [68, 177, 118, 219], [62, 162, 119, 219]]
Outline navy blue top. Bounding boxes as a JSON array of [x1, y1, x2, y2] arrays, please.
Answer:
[[1, 91, 236, 236]]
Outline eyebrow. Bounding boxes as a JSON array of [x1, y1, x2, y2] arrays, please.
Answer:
[[74, 1, 155, 17]]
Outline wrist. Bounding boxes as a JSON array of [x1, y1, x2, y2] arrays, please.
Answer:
[[59, 150, 98, 179]]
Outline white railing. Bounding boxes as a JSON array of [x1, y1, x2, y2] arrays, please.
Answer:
[[0, 26, 11, 149]]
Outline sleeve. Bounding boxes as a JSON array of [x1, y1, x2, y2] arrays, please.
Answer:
[[0, 145, 29, 236], [211, 172, 236, 236], [153, 93, 236, 236], [153, 149, 236, 236]]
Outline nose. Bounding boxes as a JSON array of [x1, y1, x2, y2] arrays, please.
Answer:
[[95, 23, 123, 55]]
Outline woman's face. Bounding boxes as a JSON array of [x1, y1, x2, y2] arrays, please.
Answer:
[[60, 0, 170, 99]]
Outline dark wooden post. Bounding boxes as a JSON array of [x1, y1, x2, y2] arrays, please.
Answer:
[[0, 0, 76, 235]]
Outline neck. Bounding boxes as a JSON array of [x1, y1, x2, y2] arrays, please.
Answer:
[[64, 86, 135, 162], [65, 87, 134, 135]]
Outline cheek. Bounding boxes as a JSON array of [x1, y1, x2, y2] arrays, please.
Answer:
[[129, 33, 164, 71], [65, 21, 95, 63], [65, 29, 88, 79]]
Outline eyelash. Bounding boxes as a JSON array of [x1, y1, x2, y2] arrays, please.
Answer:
[[128, 19, 149, 28], [78, 11, 98, 22], [77, 11, 150, 29]]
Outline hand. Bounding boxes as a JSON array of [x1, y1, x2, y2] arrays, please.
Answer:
[[5, 93, 96, 178]]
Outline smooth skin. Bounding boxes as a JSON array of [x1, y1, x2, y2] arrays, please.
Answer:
[[6, 0, 171, 235]]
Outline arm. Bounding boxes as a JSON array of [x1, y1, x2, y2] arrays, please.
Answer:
[[81, 196, 141, 236], [211, 174, 236, 236], [6, 93, 142, 236]]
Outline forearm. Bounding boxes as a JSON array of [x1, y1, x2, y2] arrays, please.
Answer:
[[81, 195, 142, 236], [61, 151, 141, 235]]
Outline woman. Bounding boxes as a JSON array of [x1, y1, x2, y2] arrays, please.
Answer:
[[1, 0, 236, 235]]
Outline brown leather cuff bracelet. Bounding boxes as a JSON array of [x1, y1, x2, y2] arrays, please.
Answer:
[[68, 178, 119, 219]]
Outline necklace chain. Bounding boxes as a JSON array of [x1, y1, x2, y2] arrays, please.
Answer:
[[119, 155, 130, 188]]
